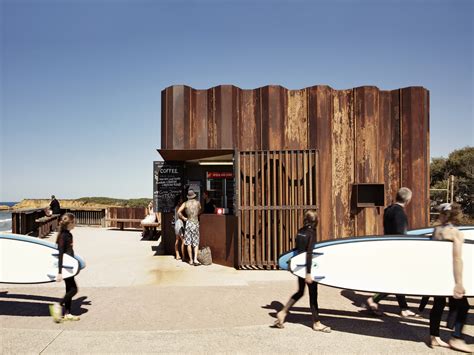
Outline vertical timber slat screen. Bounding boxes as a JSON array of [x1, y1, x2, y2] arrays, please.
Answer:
[[237, 149, 318, 269]]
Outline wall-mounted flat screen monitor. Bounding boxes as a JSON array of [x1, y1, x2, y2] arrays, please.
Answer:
[[353, 183, 385, 207]]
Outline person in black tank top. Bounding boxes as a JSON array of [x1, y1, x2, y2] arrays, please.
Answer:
[[274, 210, 331, 333], [49, 213, 80, 323]]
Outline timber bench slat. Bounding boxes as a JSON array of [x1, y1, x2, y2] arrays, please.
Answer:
[[104, 218, 143, 230], [141, 222, 161, 227], [104, 218, 161, 240], [104, 218, 143, 222]]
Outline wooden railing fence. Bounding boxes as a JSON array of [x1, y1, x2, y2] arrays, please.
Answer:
[[12, 209, 45, 236], [105, 207, 147, 229], [64, 209, 105, 226], [11, 207, 147, 235]]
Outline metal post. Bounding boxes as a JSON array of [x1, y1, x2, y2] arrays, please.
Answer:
[[450, 175, 455, 203], [446, 176, 450, 203]]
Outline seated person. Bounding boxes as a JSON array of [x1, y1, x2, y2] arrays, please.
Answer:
[[141, 201, 156, 224]]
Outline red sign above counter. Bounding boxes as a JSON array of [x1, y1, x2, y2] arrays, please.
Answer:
[[207, 172, 234, 179]]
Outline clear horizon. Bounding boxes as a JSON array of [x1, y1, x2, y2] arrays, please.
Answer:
[[1, 0, 473, 201]]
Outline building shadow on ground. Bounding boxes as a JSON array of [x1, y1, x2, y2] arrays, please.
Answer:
[[151, 245, 167, 256], [0, 291, 90, 317], [141, 234, 160, 242], [262, 297, 473, 345]]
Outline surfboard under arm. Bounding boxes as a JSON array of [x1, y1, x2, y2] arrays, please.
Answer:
[[290, 237, 473, 297]]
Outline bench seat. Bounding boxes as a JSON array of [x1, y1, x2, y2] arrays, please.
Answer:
[[141, 222, 161, 240], [104, 218, 143, 230]]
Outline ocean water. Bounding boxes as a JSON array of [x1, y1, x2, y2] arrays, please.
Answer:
[[0, 202, 17, 232]]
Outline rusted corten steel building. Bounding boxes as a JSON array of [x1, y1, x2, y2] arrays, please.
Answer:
[[159, 85, 430, 269]]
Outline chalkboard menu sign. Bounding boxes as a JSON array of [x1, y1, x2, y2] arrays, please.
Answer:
[[153, 161, 184, 213]]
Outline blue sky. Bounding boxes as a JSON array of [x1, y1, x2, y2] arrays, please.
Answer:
[[1, 0, 472, 201]]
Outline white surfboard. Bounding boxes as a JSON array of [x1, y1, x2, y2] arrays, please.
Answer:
[[277, 227, 474, 271], [290, 236, 473, 296], [0, 233, 86, 284], [408, 226, 474, 240]]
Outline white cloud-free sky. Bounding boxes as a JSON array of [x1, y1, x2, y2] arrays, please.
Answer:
[[1, 0, 472, 201]]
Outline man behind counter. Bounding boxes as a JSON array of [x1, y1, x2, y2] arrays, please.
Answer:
[[202, 190, 216, 214]]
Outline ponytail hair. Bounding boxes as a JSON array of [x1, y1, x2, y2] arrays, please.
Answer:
[[303, 210, 318, 229], [56, 213, 75, 243]]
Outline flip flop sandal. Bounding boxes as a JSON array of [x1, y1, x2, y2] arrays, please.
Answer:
[[313, 325, 331, 333]]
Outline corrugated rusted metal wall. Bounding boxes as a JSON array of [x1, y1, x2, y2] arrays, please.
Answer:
[[161, 85, 430, 239]]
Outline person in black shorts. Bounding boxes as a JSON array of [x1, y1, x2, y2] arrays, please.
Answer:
[[366, 187, 419, 318]]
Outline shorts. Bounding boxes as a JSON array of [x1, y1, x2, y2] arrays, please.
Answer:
[[175, 218, 184, 236], [183, 220, 199, 247]]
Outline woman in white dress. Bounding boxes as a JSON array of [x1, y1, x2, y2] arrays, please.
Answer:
[[141, 201, 156, 224]]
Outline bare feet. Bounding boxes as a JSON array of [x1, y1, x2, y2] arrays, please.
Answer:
[[401, 309, 420, 318], [366, 297, 384, 316], [429, 336, 449, 348], [274, 310, 287, 328], [449, 338, 473, 353], [313, 321, 331, 333]]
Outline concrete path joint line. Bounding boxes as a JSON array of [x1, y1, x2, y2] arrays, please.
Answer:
[[39, 329, 64, 354]]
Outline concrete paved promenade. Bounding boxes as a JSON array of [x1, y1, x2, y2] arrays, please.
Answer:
[[1, 227, 472, 354]]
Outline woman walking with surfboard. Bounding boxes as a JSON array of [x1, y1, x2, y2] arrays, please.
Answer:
[[274, 210, 331, 333], [49, 213, 80, 323], [429, 203, 472, 353]]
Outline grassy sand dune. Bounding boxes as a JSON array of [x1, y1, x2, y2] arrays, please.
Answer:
[[13, 197, 151, 210]]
